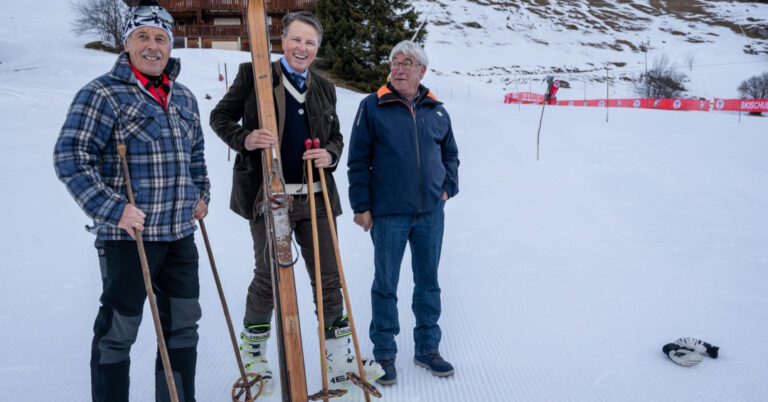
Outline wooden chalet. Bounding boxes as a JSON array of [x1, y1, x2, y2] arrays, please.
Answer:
[[123, 0, 317, 51]]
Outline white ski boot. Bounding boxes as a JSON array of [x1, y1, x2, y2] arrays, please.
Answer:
[[325, 316, 385, 389], [240, 324, 274, 396]]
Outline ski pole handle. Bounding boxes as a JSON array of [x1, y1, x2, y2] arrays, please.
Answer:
[[117, 145, 136, 206]]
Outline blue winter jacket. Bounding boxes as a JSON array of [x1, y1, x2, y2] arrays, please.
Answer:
[[54, 52, 210, 242], [348, 83, 459, 216]]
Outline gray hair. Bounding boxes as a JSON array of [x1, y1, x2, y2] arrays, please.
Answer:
[[283, 11, 323, 46], [389, 40, 429, 67]]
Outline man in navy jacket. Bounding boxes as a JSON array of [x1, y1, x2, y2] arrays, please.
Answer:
[[347, 40, 459, 385]]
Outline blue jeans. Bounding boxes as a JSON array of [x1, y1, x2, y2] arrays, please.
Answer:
[[369, 201, 445, 360]]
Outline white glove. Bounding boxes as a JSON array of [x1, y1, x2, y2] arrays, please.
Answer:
[[663, 343, 704, 367], [674, 337, 719, 359]]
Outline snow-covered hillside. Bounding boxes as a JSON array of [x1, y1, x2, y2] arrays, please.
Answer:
[[1, 1, 768, 401], [416, 0, 768, 98]]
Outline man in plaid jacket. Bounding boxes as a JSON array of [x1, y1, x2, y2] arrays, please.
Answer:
[[53, 1, 209, 401]]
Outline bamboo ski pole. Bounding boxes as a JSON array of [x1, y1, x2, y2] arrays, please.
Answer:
[[116, 144, 179, 402], [312, 139, 380, 400], [304, 139, 332, 402], [198, 219, 263, 401]]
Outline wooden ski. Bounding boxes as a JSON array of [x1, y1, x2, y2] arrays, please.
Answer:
[[246, 1, 308, 400]]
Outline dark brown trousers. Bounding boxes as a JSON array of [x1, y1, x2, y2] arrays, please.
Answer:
[[246, 196, 343, 324]]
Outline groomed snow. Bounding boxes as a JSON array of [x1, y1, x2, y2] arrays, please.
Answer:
[[1, 1, 767, 401]]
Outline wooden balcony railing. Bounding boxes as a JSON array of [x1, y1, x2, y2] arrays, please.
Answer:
[[265, 0, 317, 9], [156, 0, 316, 11], [174, 24, 282, 37], [159, 0, 243, 10]]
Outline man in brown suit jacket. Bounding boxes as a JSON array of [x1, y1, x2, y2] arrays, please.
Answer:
[[209, 11, 382, 396]]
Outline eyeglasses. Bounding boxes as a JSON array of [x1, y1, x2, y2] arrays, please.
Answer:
[[133, 5, 174, 25], [390, 60, 421, 70]]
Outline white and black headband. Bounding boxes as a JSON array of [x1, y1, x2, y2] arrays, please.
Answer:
[[123, 2, 174, 45]]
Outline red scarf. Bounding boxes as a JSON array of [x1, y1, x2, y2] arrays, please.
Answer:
[[130, 64, 170, 111]]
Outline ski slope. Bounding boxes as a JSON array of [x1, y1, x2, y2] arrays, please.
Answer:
[[1, 1, 768, 401]]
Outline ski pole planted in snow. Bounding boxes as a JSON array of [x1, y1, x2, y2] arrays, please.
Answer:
[[225, 63, 230, 92], [536, 76, 555, 161], [116, 144, 179, 402], [312, 138, 381, 400], [605, 65, 610, 123], [536, 100, 547, 161], [225, 62, 232, 162], [304, 139, 345, 402], [198, 219, 263, 401]]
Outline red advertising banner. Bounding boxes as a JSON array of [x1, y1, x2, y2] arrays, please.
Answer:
[[505, 94, 720, 112], [712, 98, 768, 112], [555, 99, 617, 107], [550, 98, 710, 111], [645, 98, 711, 111], [504, 92, 545, 104]]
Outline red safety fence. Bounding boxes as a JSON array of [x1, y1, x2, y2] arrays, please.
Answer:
[[504, 92, 544, 104], [504, 93, 768, 113], [712, 98, 768, 112], [555, 98, 711, 111]]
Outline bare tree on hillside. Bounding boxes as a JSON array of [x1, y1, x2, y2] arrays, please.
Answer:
[[634, 54, 688, 99], [71, 0, 129, 51], [683, 52, 695, 71], [738, 72, 768, 99]]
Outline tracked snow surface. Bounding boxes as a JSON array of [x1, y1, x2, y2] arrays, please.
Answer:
[[1, 1, 767, 401]]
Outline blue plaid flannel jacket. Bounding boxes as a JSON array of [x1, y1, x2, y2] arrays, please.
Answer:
[[54, 52, 210, 242]]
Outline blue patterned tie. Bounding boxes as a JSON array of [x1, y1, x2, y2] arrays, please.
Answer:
[[291, 72, 305, 89]]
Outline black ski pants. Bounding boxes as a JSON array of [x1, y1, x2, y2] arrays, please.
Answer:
[[91, 235, 201, 402]]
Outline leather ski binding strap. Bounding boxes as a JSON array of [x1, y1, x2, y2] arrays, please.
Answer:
[[307, 389, 347, 400], [231, 373, 264, 401], [346, 372, 382, 398], [268, 193, 292, 211], [255, 196, 292, 215]]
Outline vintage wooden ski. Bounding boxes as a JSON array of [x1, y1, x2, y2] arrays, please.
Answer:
[[246, 1, 307, 400]]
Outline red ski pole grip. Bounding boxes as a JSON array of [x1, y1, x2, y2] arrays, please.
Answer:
[[312, 138, 320, 149], [304, 138, 312, 151]]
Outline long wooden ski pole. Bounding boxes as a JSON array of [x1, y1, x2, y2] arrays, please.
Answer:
[[304, 139, 332, 402], [198, 219, 263, 401], [311, 139, 381, 400], [116, 144, 179, 402]]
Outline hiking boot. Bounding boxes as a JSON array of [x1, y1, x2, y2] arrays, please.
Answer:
[[376, 358, 397, 385], [324, 316, 385, 389], [240, 324, 274, 396], [414, 352, 454, 377]]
